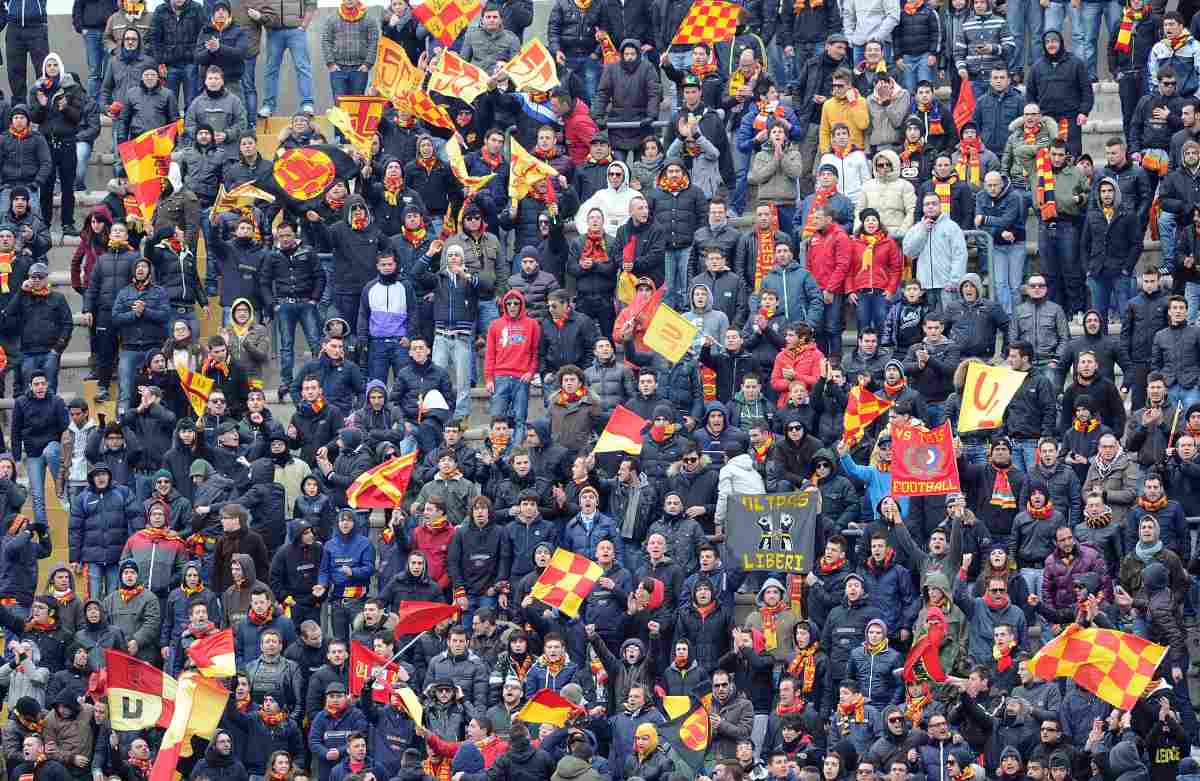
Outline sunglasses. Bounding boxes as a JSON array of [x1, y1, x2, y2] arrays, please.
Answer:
[[988, 587, 1007, 594], [683, 457, 699, 464]]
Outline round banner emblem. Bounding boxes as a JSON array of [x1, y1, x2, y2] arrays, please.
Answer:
[[273, 148, 336, 202], [901, 443, 947, 479]]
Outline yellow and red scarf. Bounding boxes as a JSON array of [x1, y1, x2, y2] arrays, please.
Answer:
[[249, 604, 274, 625], [1074, 417, 1100, 433], [260, 708, 289, 727], [1027, 499, 1055, 520], [860, 231, 882, 272], [990, 466, 1016, 509], [793, 0, 823, 11], [556, 386, 587, 405], [402, 225, 427, 247], [1034, 148, 1058, 221], [1115, 4, 1146, 52], [24, 616, 56, 633], [338, 0, 366, 21], [119, 585, 145, 602], [818, 553, 845, 574], [905, 683, 931, 726], [0, 252, 13, 294], [1139, 494, 1169, 512], [900, 141, 924, 163], [903, 0, 924, 12], [581, 230, 607, 263], [690, 60, 717, 79], [788, 644, 819, 693], [728, 66, 761, 97], [657, 170, 690, 193], [9, 126, 29, 141], [993, 639, 1015, 671], [202, 356, 229, 378], [1165, 31, 1193, 51], [801, 187, 834, 240], [383, 174, 403, 207], [759, 601, 786, 651], [753, 432, 775, 463], [934, 176, 956, 214], [956, 139, 983, 185], [753, 101, 787, 132], [754, 230, 776, 291], [837, 695, 866, 733]]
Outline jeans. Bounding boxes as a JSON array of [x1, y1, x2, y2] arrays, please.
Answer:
[[241, 54, 258, 119], [767, 40, 795, 91], [367, 337, 409, 384], [664, 246, 691, 306], [75, 140, 92, 191], [732, 133, 756, 215], [820, 293, 844, 357], [1045, 2, 1068, 40], [776, 204, 795, 236], [1160, 210, 1179, 268], [1070, 1, 1121, 80], [118, 347, 152, 409], [22, 352, 60, 396], [1007, 0, 1044, 76], [1039, 221, 1085, 315], [270, 298, 319, 384], [473, 298, 500, 385], [961, 441, 989, 465], [1168, 383, 1200, 411], [989, 241, 1025, 316], [899, 53, 936, 94], [855, 290, 889, 333], [490, 375, 530, 443], [433, 332, 474, 419], [318, 254, 334, 312], [666, 50, 694, 111], [25, 441, 61, 528], [564, 54, 601, 103], [1087, 270, 1126, 331], [926, 401, 946, 427], [1187, 281, 1200, 323], [164, 63, 199, 114], [82, 29, 106, 99], [263, 27, 315, 112], [329, 67, 368, 100], [334, 292, 361, 355], [87, 562, 119, 599], [1011, 438, 1039, 472]]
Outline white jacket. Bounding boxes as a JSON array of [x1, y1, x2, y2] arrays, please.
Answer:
[[716, 453, 767, 525], [819, 149, 874, 203], [855, 148, 917, 238], [901, 212, 968, 291], [575, 160, 637, 238]]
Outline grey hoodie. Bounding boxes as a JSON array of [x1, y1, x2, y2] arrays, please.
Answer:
[[685, 282, 729, 351]]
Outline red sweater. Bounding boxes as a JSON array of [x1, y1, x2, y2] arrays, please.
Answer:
[[485, 290, 541, 382]]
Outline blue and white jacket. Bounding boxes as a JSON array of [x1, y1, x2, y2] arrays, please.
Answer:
[[355, 275, 417, 344]]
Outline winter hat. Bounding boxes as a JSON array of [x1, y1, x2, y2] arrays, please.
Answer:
[[119, 558, 139, 577], [883, 358, 906, 379], [189, 459, 213, 478], [651, 404, 675, 421], [10, 105, 29, 122], [865, 618, 887, 636], [858, 207, 881, 225], [844, 572, 865, 589], [519, 245, 540, 263], [152, 468, 173, 484], [533, 541, 555, 557], [1000, 746, 1023, 765], [560, 682, 584, 706], [818, 163, 839, 177], [1073, 394, 1094, 412], [1048, 752, 1069, 770]]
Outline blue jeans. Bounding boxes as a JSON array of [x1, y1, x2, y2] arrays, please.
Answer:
[[667, 50, 693, 111], [1045, 2, 1068, 39], [473, 298, 500, 386], [1168, 383, 1200, 411], [491, 375, 530, 443], [992, 242, 1027, 315], [564, 54, 601, 103], [22, 352, 60, 396], [855, 290, 888, 333], [433, 332, 474, 419], [961, 441, 989, 465], [820, 293, 844, 357], [1186, 281, 1200, 323], [1159, 210, 1178, 268], [118, 347, 152, 409], [26, 441, 60, 528], [1039, 221, 1084, 316], [1087, 270, 1125, 331], [664, 246, 691, 306], [1070, 1, 1121, 80], [368, 337, 409, 384], [164, 63, 199, 115], [1007, 0, 1044, 76], [899, 53, 936, 94], [1011, 438, 1039, 473], [318, 254, 334, 312], [88, 562, 119, 599], [329, 67, 368, 100], [732, 141, 751, 215], [462, 593, 499, 638], [776, 205, 795, 236], [263, 27, 314, 112], [75, 140, 92, 190], [82, 29, 106, 99], [241, 55, 258, 119]]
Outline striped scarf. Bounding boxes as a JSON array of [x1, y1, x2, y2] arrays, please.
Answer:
[[934, 177, 955, 214], [793, 0, 823, 11], [859, 232, 882, 272], [1165, 32, 1193, 50], [801, 188, 834, 240], [760, 601, 786, 651], [754, 230, 776, 291], [788, 644, 819, 693], [956, 139, 983, 185], [1034, 148, 1057, 221], [990, 466, 1016, 509]]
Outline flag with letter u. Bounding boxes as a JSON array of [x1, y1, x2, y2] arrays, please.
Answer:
[[956, 362, 1026, 432], [176, 361, 214, 418], [186, 628, 235, 678], [531, 549, 603, 618], [117, 119, 182, 226], [672, 0, 742, 45], [1030, 624, 1167, 710], [347, 452, 418, 509], [503, 39, 560, 92], [643, 303, 699, 364], [842, 386, 892, 445], [593, 405, 646, 455], [105, 650, 179, 730]]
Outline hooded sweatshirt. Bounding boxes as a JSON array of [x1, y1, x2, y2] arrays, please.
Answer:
[[484, 289, 540, 382], [575, 160, 636, 238]]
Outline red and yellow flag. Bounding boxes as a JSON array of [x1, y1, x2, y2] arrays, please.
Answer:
[[401, 89, 455, 131], [176, 360, 214, 418], [149, 672, 230, 781], [409, 0, 481, 47], [428, 50, 491, 104], [598, 31, 620, 64], [531, 549, 603, 618], [508, 136, 559, 202], [347, 452, 418, 509], [393, 601, 461, 638], [671, 0, 742, 45], [105, 650, 179, 731], [842, 386, 892, 445], [593, 405, 646, 455], [503, 39, 559, 93], [445, 135, 495, 195], [349, 640, 406, 703], [644, 303, 699, 364], [516, 689, 578, 727], [336, 95, 389, 149], [117, 119, 182, 226], [374, 37, 425, 100], [186, 628, 235, 678], [952, 79, 976, 132], [1031, 624, 1167, 710]]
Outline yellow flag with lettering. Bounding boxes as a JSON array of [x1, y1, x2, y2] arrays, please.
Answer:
[[508, 136, 559, 202], [445, 135, 495, 195], [427, 49, 491, 104], [957, 362, 1027, 433], [373, 36, 425, 99], [643, 303, 699, 364]]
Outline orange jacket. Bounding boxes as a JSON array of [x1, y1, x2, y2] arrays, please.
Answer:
[[771, 344, 825, 402]]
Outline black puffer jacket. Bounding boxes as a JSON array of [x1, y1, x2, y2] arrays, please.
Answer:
[[791, 50, 847, 126], [29, 73, 85, 141], [1152, 320, 1200, 388], [595, 48, 662, 151], [235, 459, 287, 549], [673, 582, 733, 672], [1025, 31, 1094, 117], [893, 4, 941, 57], [584, 355, 635, 415], [148, 0, 205, 66], [0, 119, 50, 186], [83, 247, 138, 324], [124, 81, 178, 139], [546, 0, 606, 57], [194, 21, 250, 81], [177, 140, 224, 203], [601, 0, 652, 52], [73, 0, 117, 31], [147, 226, 205, 307], [647, 165, 709, 249], [315, 194, 384, 297]]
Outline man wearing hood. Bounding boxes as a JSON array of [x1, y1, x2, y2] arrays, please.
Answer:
[[1025, 31, 1092, 157], [190, 730, 250, 781], [856, 149, 917, 240], [608, 685, 662, 780], [1058, 321, 1129, 421], [949, 273, 1009, 360], [1083, 177, 1144, 330], [185, 456, 238, 571], [317, 509, 375, 641], [99, 559, 160, 663], [43, 683, 94, 780], [715, 439, 765, 529], [161, 561, 219, 666], [483, 289, 539, 445], [270, 521, 323, 630], [68, 464, 138, 600], [674, 575, 733, 678], [112, 258, 172, 410]]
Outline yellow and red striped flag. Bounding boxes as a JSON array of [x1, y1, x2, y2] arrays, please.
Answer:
[[842, 386, 892, 445], [516, 688, 580, 727], [347, 452, 418, 509], [531, 549, 603, 618], [1030, 624, 1167, 710], [105, 650, 179, 731], [186, 628, 235, 678], [176, 360, 214, 418], [409, 0, 481, 47], [503, 39, 560, 93], [508, 136, 559, 202], [445, 135, 495, 195], [149, 672, 229, 781], [402, 89, 455, 131], [117, 119, 182, 226], [671, 0, 742, 45], [428, 49, 491, 104], [593, 405, 646, 455]]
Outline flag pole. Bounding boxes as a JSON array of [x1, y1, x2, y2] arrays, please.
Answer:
[[1169, 400, 1184, 448], [388, 630, 427, 664]]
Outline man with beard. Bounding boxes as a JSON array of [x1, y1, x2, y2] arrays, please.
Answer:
[[1124, 473, 1189, 554], [1018, 439, 1083, 529], [842, 329, 893, 390], [1126, 372, 1174, 470], [1059, 350, 1127, 435], [1057, 309, 1128, 388], [1122, 268, 1171, 412]]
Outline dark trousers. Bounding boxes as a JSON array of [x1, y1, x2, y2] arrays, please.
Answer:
[[1127, 362, 1152, 411], [6, 24, 48, 105], [45, 138, 76, 227], [1045, 112, 1083, 158], [1117, 69, 1147, 136], [95, 323, 117, 386], [1040, 220, 1086, 316], [576, 294, 615, 341]]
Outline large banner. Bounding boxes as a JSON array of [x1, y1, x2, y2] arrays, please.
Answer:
[[890, 421, 961, 496], [725, 492, 819, 574], [957, 362, 1026, 432]]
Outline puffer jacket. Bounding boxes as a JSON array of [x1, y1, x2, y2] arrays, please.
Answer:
[[29, 71, 85, 141], [0, 122, 50, 187], [594, 47, 661, 151], [584, 356, 634, 416], [112, 273, 171, 349], [647, 168, 708, 249], [123, 80, 177, 139], [101, 565, 161, 662], [148, 0, 205, 65], [68, 467, 140, 565], [1025, 31, 1094, 117], [194, 21, 249, 80], [820, 594, 884, 681], [82, 247, 138, 325], [847, 641, 905, 708], [1041, 542, 1109, 615], [954, 1, 1014, 80], [1010, 297, 1070, 366], [973, 85, 1024, 157], [176, 140, 224, 203], [546, 0, 604, 57], [748, 145, 806, 205], [674, 590, 733, 673], [0, 510, 46, 606], [894, 3, 941, 56], [857, 149, 917, 238], [1152, 319, 1200, 388]]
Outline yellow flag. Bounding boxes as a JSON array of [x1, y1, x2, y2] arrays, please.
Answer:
[[503, 39, 560, 92], [508, 136, 559, 202], [213, 181, 276, 215], [643, 303, 699, 364], [445, 135, 495, 195], [396, 686, 424, 727], [956, 362, 1027, 433], [427, 49, 491, 104], [176, 361, 214, 418], [374, 36, 425, 99], [326, 105, 374, 159], [116, 120, 182, 227]]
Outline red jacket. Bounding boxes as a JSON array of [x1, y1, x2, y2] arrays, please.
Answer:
[[771, 344, 825, 400], [484, 289, 541, 382], [847, 232, 904, 295], [561, 98, 599, 165], [411, 522, 456, 589], [805, 223, 852, 294]]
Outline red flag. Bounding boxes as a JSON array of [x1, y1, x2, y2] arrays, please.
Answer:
[[903, 606, 948, 683], [186, 628, 235, 677], [393, 601, 459, 639], [953, 80, 976, 132], [349, 641, 404, 703], [889, 421, 961, 497]]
